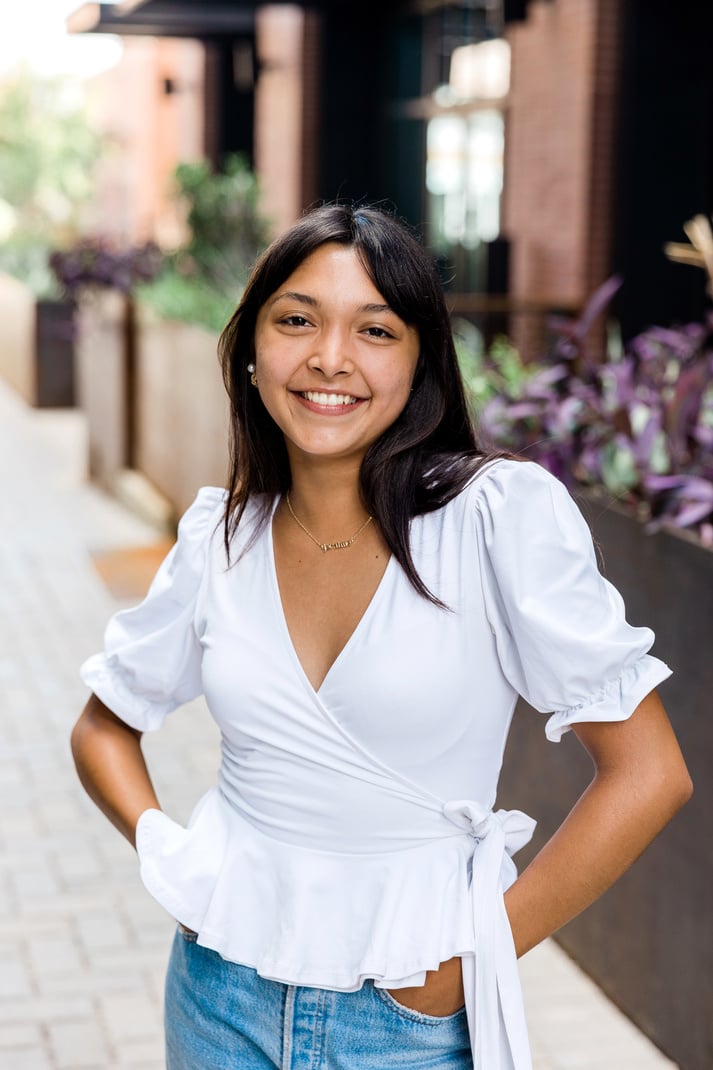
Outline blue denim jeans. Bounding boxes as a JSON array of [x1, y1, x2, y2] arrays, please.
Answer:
[[165, 927, 473, 1069]]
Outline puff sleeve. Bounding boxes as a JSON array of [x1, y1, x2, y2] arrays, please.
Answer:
[[80, 486, 226, 732], [474, 461, 672, 742]]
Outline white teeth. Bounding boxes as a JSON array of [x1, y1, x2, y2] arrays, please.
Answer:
[[302, 391, 358, 406]]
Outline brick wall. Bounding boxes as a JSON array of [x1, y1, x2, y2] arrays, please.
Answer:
[[254, 7, 321, 236], [504, 0, 623, 311], [87, 38, 205, 246]]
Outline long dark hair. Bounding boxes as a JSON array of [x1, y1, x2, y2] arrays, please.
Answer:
[[218, 203, 501, 604]]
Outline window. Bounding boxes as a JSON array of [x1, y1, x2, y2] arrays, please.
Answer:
[[426, 37, 509, 283]]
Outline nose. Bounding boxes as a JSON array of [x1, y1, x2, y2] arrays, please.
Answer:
[[306, 327, 354, 378]]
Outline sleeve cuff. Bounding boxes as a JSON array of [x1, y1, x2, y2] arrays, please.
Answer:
[[80, 652, 174, 732], [544, 655, 673, 743]]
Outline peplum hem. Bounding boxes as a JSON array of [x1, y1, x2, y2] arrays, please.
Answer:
[[136, 786, 479, 991]]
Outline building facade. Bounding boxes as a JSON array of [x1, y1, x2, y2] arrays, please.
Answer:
[[70, 0, 713, 338]]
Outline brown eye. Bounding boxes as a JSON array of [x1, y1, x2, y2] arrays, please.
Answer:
[[363, 326, 394, 339], [280, 315, 311, 327]]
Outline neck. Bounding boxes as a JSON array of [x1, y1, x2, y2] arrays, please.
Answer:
[[286, 456, 368, 526]]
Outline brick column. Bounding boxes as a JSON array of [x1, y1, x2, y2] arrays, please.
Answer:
[[503, 0, 623, 355], [254, 6, 321, 236]]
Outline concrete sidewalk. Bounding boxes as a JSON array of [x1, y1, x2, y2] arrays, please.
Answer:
[[0, 380, 677, 1070]]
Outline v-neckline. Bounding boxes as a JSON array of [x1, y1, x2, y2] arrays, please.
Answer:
[[266, 497, 394, 698]]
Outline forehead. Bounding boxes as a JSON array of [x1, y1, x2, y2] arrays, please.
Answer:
[[267, 243, 387, 307]]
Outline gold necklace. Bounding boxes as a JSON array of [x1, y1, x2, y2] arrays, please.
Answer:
[[285, 492, 373, 553]]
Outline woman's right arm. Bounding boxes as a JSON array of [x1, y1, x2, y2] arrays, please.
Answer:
[[71, 693, 162, 849]]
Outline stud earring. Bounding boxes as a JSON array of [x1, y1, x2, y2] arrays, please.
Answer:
[[247, 363, 258, 387]]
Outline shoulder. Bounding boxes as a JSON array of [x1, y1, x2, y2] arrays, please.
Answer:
[[179, 489, 277, 567], [470, 456, 564, 498], [439, 459, 591, 559], [168, 487, 231, 582], [461, 460, 596, 574], [450, 457, 573, 521], [176, 486, 228, 543]]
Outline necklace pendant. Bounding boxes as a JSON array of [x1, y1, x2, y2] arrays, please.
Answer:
[[322, 538, 352, 552], [285, 491, 373, 554]]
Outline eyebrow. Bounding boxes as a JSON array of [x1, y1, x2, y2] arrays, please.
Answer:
[[268, 291, 396, 316], [269, 291, 318, 307]]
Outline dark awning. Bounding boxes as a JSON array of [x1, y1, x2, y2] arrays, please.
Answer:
[[67, 1, 258, 38], [68, 0, 418, 38], [68, 1, 530, 39]]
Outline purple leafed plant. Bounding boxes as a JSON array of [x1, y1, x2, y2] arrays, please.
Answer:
[[49, 239, 163, 297], [464, 279, 713, 546]]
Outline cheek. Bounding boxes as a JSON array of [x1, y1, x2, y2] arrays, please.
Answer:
[[255, 344, 285, 388], [254, 336, 272, 369], [379, 362, 418, 402], [256, 337, 304, 386], [397, 344, 420, 392]]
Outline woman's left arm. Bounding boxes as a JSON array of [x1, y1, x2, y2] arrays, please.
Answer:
[[503, 688, 692, 958]]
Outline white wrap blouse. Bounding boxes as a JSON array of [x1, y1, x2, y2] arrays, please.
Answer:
[[80, 459, 671, 1070]]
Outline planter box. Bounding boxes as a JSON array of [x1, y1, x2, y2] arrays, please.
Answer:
[[0, 274, 75, 407], [134, 307, 229, 517], [498, 499, 712, 1070], [35, 299, 76, 407], [75, 291, 133, 487]]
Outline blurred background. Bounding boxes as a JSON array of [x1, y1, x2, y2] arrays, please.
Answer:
[[3, 0, 713, 513], [0, 3, 711, 1070]]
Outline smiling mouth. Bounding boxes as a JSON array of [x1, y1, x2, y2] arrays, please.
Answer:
[[299, 391, 362, 407]]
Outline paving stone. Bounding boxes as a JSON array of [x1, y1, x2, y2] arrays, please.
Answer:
[[75, 912, 131, 952], [0, 994, 95, 1024], [0, 1046, 54, 1069], [10, 862, 62, 903], [145, 965, 168, 1006], [27, 935, 84, 978], [87, 945, 172, 976], [114, 1038, 165, 1067], [0, 762, 27, 789], [48, 1020, 112, 1069], [0, 954, 33, 999], [54, 853, 106, 891], [100, 992, 163, 1043], [0, 1023, 43, 1049], [0, 876, 14, 915]]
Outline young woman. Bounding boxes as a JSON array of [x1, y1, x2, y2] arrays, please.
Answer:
[[72, 204, 692, 1070]]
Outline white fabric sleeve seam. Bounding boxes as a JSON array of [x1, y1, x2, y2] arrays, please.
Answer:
[[544, 654, 672, 743]]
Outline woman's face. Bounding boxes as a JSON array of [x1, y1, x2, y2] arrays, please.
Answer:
[[253, 242, 420, 468]]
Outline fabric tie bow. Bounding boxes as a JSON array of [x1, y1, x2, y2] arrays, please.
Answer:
[[442, 800, 537, 1070]]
